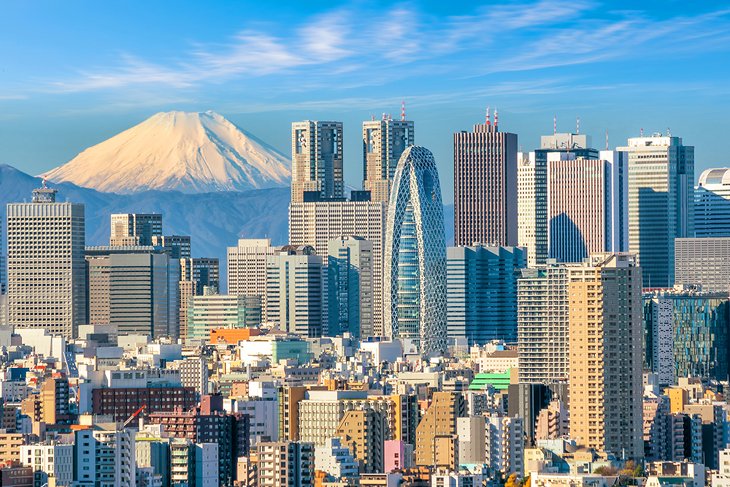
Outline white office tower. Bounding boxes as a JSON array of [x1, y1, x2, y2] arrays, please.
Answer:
[[696, 168, 730, 237], [266, 245, 324, 337], [0, 215, 5, 295], [384, 146, 447, 356], [289, 199, 386, 336], [110, 213, 162, 246], [227, 238, 277, 303], [362, 116, 414, 203], [618, 134, 694, 287], [6, 185, 86, 338], [327, 236, 374, 338], [291, 121, 344, 202]]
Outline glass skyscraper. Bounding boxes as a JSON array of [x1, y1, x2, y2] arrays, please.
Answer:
[[384, 146, 447, 355]]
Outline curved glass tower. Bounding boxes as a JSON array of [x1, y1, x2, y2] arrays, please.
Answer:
[[384, 146, 447, 355]]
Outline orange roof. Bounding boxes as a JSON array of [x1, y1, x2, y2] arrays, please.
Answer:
[[209, 328, 261, 345]]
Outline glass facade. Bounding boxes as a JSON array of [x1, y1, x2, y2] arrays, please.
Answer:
[[384, 146, 447, 355]]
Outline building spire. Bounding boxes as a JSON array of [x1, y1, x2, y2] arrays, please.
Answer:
[[401, 100, 406, 121], [494, 108, 499, 129], [486, 106, 491, 125], [576, 117, 580, 134], [605, 129, 609, 150], [553, 115, 557, 135]]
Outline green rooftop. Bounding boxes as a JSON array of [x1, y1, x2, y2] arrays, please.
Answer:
[[469, 370, 511, 391]]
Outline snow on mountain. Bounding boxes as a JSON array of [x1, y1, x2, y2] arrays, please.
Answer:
[[43, 111, 291, 194]]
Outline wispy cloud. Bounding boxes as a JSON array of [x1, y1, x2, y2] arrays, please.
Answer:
[[37, 1, 730, 101]]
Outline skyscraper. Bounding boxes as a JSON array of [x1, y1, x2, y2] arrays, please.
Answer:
[[110, 213, 162, 246], [227, 238, 277, 300], [454, 110, 518, 247], [86, 246, 180, 338], [384, 146, 447, 355], [266, 245, 324, 337], [6, 185, 86, 338], [289, 199, 386, 336], [362, 115, 414, 203], [547, 150, 628, 262], [291, 121, 343, 203], [151, 235, 191, 259], [618, 134, 694, 287], [568, 253, 643, 459], [327, 236, 373, 339], [517, 263, 569, 384], [518, 132, 598, 266], [675, 237, 730, 292], [695, 168, 730, 238], [446, 245, 526, 345]]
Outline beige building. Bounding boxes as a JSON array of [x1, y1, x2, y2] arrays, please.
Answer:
[[227, 238, 277, 313], [257, 441, 314, 487], [291, 121, 343, 202], [109, 213, 162, 246], [289, 200, 386, 336], [415, 392, 465, 466], [568, 253, 643, 458], [362, 117, 414, 203], [336, 409, 386, 473]]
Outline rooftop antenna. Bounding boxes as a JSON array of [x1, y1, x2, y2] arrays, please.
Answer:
[[553, 115, 557, 135], [667, 127, 671, 137], [494, 108, 499, 129], [605, 129, 609, 150], [401, 100, 406, 121], [640, 127, 644, 136], [576, 117, 580, 134], [382, 113, 386, 121], [486, 106, 491, 125]]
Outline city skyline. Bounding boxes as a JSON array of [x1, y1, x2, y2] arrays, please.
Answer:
[[2, 2, 730, 203]]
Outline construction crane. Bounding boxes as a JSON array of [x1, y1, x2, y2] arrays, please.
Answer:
[[122, 405, 146, 429]]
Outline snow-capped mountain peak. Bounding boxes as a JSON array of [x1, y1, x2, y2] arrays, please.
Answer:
[[44, 111, 291, 194]]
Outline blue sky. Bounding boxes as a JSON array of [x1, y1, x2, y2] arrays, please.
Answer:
[[1, 1, 729, 202]]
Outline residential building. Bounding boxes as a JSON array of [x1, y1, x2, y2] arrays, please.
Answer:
[[362, 115, 414, 203], [568, 253, 643, 458], [265, 246, 324, 337], [256, 441, 314, 487], [415, 392, 465, 467], [447, 245, 526, 345], [384, 146, 447, 355], [288, 198, 386, 336], [6, 185, 86, 338], [73, 425, 136, 487], [457, 416, 486, 464], [291, 121, 343, 202], [453, 111, 518, 247], [109, 213, 162, 246], [546, 150, 628, 262], [337, 409, 386, 473], [518, 133, 598, 266], [485, 414, 524, 476], [86, 246, 180, 338], [619, 134, 694, 287], [675, 238, 730, 292], [315, 437, 359, 479], [327, 236, 374, 338], [20, 442, 74, 487], [517, 263, 569, 383], [695, 168, 730, 237]]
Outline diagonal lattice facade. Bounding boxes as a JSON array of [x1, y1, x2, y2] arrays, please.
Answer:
[[384, 146, 447, 355]]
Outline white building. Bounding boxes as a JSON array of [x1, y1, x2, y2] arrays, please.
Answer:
[[314, 437, 359, 479], [169, 357, 209, 396], [1, 380, 30, 403], [485, 415, 524, 477], [431, 471, 484, 487], [21, 443, 74, 486], [195, 443, 219, 487], [234, 398, 279, 445], [696, 168, 730, 238], [6, 185, 86, 338], [227, 238, 277, 307], [73, 425, 136, 487], [457, 416, 486, 465]]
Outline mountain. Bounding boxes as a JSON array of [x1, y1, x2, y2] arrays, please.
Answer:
[[43, 111, 291, 194], [0, 165, 291, 289]]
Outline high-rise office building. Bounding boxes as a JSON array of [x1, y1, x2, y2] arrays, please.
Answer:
[[517, 263, 569, 384], [446, 245, 526, 345], [291, 121, 343, 203], [266, 246, 324, 337], [0, 216, 5, 296], [454, 111, 518, 247], [695, 168, 730, 237], [547, 150, 628, 262], [227, 239, 277, 304], [362, 116, 414, 203], [151, 235, 191, 259], [289, 199, 386, 336], [568, 253, 643, 458], [518, 133, 598, 266], [86, 246, 180, 338], [188, 293, 262, 342], [618, 134, 694, 287], [675, 238, 730, 292], [6, 185, 86, 338], [384, 146, 447, 355], [327, 236, 373, 338], [110, 213, 162, 246], [179, 257, 220, 339], [644, 289, 730, 384]]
